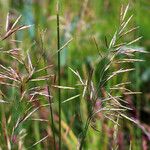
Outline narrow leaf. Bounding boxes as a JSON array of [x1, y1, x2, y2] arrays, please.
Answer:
[[62, 94, 80, 103]]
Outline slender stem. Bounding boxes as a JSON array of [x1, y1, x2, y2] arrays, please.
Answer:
[[44, 67, 56, 150], [79, 118, 90, 150], [40, 31, 56, 149], [57, 1, 61, 149], [47, 86, 56, 150], [44, 61, 56, 150]]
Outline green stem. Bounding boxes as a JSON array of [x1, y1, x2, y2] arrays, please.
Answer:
[[47, 86, 56, 150], [57, 1, 61, 149], [43, 53, 56, 150], [40, 31, 56, 149], [79, 118, 90, 150]]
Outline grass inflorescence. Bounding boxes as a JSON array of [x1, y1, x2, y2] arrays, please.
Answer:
[[0, 1, 149, 150]]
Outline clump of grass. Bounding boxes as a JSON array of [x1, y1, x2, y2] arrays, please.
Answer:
[[0, 2, 148, 150], [66, 4, 146, 149], [0, 13, 56, 149]]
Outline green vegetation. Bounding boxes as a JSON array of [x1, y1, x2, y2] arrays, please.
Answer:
[[0, 0, 149, 150]]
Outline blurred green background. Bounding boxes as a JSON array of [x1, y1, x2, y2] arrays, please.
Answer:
[[0, 0, 149, 149]]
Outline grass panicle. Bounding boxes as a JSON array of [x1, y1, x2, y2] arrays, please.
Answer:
[[0, 2, 148, 150]]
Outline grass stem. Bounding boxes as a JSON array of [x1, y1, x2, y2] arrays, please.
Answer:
[[40, 30, 56, 150], [57, 1, 61, 149], [47, 86, 56, 150], [79, 118, 90, 150]]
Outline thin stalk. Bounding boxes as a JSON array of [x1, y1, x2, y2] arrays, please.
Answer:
[[47, 85, 56, 150], [57, 1, 61, 150], [40, 32, 56, 149], [43, 62, 56, 150], [44, 63, 56, 150], [79, 118, 90, 150]]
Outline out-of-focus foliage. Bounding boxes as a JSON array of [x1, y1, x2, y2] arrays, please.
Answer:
[[0, 0, 149, 150]]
